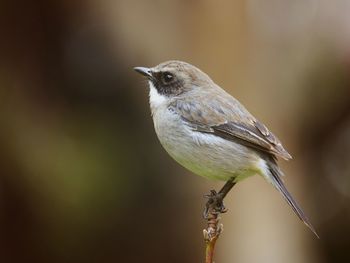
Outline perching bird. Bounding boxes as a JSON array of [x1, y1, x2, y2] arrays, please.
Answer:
[[134, 60, 317, 237]]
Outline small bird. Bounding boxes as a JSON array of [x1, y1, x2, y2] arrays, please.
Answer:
[[134, 60, 317, 237]]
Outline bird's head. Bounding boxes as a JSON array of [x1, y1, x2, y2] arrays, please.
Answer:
[[134, 60, 213, 99]]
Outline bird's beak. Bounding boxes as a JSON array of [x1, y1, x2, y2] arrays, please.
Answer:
[[134, 67, 152, 79]]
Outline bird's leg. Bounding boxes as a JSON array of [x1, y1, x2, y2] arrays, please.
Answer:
[[203, 178, 236, 218]]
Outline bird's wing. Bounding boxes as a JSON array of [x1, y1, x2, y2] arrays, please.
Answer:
[[211, 119, 292, 160], [169, 93, 292, 160]]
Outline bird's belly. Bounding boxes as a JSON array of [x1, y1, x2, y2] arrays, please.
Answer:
[[153, 110, 260, 181]]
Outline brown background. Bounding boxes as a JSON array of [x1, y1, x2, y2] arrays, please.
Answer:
[[1, 0, 350, 262]]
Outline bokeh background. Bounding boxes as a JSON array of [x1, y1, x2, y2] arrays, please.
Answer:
[[1, 0, 350, 262]]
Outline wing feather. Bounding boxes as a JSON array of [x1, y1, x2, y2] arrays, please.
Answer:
[[169, 95, 292, 160]]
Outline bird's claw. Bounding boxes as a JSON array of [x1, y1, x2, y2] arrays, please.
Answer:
[[203, 190, 228, 218]]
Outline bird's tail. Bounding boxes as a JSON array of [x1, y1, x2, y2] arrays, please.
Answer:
[[267, 162, 319, 238]]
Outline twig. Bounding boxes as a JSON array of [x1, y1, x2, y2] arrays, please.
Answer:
[[203, 204, 223, 263], [203, 180, 236, 263]]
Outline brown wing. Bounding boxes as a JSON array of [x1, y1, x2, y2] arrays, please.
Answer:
[[212, 120, 292, 160], [170, 96, 292, 160]]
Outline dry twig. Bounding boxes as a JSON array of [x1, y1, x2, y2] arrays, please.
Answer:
[[203, 180, 235, 263]]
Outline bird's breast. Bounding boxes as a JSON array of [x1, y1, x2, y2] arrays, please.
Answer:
[[151, 107, 261, 181]]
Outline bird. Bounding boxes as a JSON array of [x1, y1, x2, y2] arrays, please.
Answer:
[[134, 60, 318, 237]]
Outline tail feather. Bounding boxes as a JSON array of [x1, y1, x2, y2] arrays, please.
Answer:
[[268, 164, 319, 238]]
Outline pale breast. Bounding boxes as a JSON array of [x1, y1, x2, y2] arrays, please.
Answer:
[[152, 106, 261, 181]]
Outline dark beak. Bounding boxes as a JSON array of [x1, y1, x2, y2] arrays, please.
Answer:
[[134, 67, 152, 79]]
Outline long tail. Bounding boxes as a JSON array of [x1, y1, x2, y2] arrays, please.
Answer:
[[267, 162, 319, 238]]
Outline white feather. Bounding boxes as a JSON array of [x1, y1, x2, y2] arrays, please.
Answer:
[[188, 127, 228, 147], [148, 82, 167, 110], [256, 158, 270, 178]]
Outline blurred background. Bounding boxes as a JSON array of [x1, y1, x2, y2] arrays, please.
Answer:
[[1, 0, 350, 262]]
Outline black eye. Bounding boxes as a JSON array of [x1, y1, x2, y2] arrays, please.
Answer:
[[162, 72, 174, 84]]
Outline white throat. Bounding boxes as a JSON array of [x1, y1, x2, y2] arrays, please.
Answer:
[[148, 81, 167, 110]]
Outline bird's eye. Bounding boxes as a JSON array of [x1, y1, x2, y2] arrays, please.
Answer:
[[162, 72, 174, 84]]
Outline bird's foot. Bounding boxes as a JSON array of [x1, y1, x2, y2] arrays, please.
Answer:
[[203, 190, 228, 219]]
